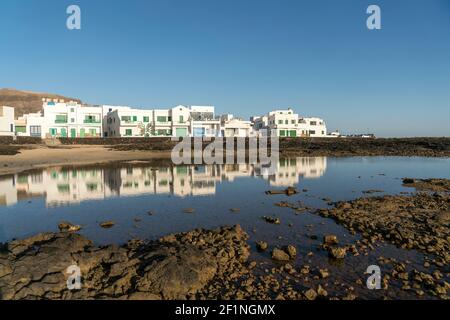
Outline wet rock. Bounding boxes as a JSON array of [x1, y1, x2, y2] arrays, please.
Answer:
[[256, 241, 268, 251], [183, 208, 195, 214], [271, 248, 290, 261], [319, 269, 329, 279], [317, 284, 328, 297], [265, 187, 298, 196], [303, 288, 317, 300], [323, 235, 338, 245], [285, 245, 297, 259], [262, 216, 280, 225], [100, 221, 115, 228], [229, 208, 240, 213], [0, 225, 249, 300], [328, 247, 347, 259], [58, 222, 81, 232]]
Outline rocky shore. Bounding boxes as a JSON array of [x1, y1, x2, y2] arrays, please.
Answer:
[[1, 178, 449, 300]]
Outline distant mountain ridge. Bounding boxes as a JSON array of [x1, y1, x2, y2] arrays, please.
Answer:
[[0, 89, 82, 118]]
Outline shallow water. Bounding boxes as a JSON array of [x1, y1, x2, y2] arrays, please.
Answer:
[[1, 156, 449, 245], [1, 156, 449, 299]]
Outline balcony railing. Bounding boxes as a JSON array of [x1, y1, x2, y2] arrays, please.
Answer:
[[55, 119, 68, 124]]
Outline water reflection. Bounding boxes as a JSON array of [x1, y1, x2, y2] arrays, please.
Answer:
[[0, 157, 327, 207]]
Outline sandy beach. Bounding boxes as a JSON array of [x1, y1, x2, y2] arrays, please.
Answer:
[[0, 145, 172, 176]]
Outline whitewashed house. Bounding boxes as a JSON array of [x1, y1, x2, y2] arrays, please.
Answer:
[[297, 117, 327, 137], [220, 114, 253, 137], [0, 106, 15, 136], [38, 99, 103, 138]]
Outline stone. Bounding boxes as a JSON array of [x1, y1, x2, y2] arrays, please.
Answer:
[[328, 247, 347, 259], [100, 221, 115, 228], [304, 288, 317, 300], [323, 235, 338, 245], [285, 245, 297, 259], [256, 241, 268, 251], [271, 248, 290, 261]]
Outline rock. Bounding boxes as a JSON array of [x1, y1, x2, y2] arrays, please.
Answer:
[[328, 247, 347, 259], [271, 248, 290, 261], [100, 221, 115, 228], [58, 222, 81, 232], [285, 245, 297, 259], [256, 241, 268, 251], [229, 208, 240, 213], [402, 178, 415, 184], [304, 288, 317, 300], [317, 284, 328, 297], [0, 225, 249, 300], [323, 235, 338, 245], [262, 216, 280, 225], [319, 269, 329, 279], [183, 208, 195, 214]]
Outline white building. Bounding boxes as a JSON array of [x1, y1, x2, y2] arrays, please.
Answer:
[[106, 105, 220, 138], [297, 117, 327, 137], [251, 108, 328, 137], [0, 106, 15, 136], [220, 115, 253, 137]]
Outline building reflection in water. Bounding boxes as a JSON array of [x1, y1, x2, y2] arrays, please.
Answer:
[[0, 157, 327, 207]]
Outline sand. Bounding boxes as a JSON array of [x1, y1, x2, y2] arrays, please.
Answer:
[[0, 145, 171, 176]]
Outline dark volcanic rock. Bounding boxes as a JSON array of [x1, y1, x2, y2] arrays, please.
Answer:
[[0, 225, 249, 300]]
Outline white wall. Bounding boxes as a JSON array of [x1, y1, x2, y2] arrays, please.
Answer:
[[0, 106, 14, 136]]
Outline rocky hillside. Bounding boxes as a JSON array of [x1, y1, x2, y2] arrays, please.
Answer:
[[0, 88, 81, 118]]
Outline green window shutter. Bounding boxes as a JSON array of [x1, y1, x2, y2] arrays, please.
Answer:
[[280, 130, 285, 137], [143, 116, 149, 122], [125, 129, 132, 136], [179, 115, 183, 123], [278, 120, 283, 124], [157, 116, 166, 123], [133, 116, 137, 122], [15, 126, 26, 133]]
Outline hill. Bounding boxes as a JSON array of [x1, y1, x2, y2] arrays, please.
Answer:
[[0, 88, 82, 118]]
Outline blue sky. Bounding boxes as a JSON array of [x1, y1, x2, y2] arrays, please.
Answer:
[[1, 0, 449, 137]]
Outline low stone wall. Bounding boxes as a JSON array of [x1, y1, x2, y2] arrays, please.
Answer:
[[0, 136, 42, 145]]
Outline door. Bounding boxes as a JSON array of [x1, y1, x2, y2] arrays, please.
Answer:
[[60, 128, 67, 137], [175, 128, 187, 137], [70, 129, 76, 138], [80, 129, 85, 138]]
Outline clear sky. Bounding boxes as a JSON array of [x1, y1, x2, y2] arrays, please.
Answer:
[[1, 0, 449, 137]]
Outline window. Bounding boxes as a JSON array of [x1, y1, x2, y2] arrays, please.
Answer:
[[89, 129, 96, 136], [55, 114, 68, 123], [15, 126, 26, 133], [133, 116, 137, 122], [125, 129, 132, 136], [179, 115, 184, 123], [121, 116, 131, 122], [71, 118, 75, 123], [291, 120, 295, 124], [168, 116, 172, 121], [143, 116, 149, 122], [278, 120, 283, 124], [50, 128, 57, 136], [280, 130, 286, 137], [310, 121, 317, 126], [322, 131, 325, 135], [70, 108, 75, 112], [285, 120, 288, 124], [157, 116, 167, 123], [309, 130, 316, 135]]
